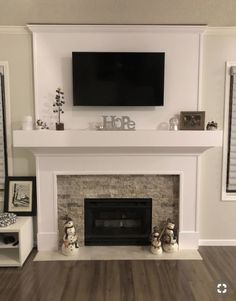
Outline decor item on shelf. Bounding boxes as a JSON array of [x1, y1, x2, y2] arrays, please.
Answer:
[[0, 213, 17, 227], [102, 115, 136, 130], [179, 111, 205, 130], [4, 176, 37, 216], [95, 121, 104, 130], [22, 116, 33, 131], [2, 234, 18, 246], [36, 119, 49, 130], [150, 226, 163, 255], [206, 121, 218, 130], [169, 116, 179, 131], [162, 219, 178, 253], [61, 217, 79, 256], [53, 87, 65, 131]]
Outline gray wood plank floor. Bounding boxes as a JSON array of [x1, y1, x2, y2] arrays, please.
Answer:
[[0, 247, 235, 301]]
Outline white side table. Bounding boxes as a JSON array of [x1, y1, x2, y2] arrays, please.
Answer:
[[0, 217, 33, 267]]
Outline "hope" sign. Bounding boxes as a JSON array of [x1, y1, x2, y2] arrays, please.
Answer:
[[102, 115, 136, 130]]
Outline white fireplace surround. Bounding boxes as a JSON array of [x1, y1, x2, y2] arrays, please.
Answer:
[[13, 130, 222, 250]]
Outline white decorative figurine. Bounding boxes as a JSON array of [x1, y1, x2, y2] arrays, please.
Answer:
[[169, 116, 179, 131], [162, 220, 178, 253], [61, 217, 79, 256], [150, 227, 162, 255]]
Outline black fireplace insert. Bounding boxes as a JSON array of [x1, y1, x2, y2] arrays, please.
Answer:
[[84, 198, 152, 245]]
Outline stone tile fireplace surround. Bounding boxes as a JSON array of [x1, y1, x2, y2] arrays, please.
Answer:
[[57, 174, 179, 246]]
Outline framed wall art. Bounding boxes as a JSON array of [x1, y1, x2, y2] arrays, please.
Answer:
[[179, 111, 205, 130], [4, 176, 37, 216]]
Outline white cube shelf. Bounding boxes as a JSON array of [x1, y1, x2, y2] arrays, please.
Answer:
[[0, 217, 33, 267]]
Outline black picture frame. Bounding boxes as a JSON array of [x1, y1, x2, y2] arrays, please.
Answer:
[[179, 111, 205, 130], [4, 176, 37, 216]]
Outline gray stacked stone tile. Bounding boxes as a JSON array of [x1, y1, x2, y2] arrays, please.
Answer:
[[57, 175, 179, 246]]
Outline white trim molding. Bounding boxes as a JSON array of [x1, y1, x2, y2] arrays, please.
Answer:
[[37, 232, 59, 251], [179, 231, 200, 249], [199, 239, 236, 246], [205, 27, 236, 36], [27, 24, 207, 34], [0, 26, 29, 35]]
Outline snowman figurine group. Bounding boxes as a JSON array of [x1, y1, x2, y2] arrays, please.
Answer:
[[162, 220, 178, 253], [150, 219, 178, 255], [150, 226, 163, 255], [61, 217, 79, 256]]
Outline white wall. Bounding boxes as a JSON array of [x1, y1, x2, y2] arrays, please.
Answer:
[[0, 28, 35, 177], [32, 25, 203, 130], [199, 29, 236, 243], [0, 1, 236, 26]]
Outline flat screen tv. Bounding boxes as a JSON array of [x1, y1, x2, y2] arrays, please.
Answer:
[[72, 52, 165, 106]]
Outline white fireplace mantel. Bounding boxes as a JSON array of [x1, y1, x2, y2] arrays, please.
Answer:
[[13, 130, 222, 154]]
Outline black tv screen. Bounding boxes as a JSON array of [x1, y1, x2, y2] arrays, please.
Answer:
[[72, 52, 165, 106]]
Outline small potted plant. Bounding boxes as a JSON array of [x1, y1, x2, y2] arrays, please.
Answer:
[[53, 88, 65, 130]]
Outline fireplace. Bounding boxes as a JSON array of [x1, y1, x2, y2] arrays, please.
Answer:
[[84, 198, 152, 245], [57, 174, 179, 247], [13, 132, 222, 250]]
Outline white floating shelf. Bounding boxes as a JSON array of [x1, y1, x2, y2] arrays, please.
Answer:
[[13, 130, 223, 155]]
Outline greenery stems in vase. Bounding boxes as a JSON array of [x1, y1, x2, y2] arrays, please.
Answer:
[[53, 88, 65, 130]]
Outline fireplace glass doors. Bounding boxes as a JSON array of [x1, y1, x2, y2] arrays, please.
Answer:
[[84, 198, 152, 245]]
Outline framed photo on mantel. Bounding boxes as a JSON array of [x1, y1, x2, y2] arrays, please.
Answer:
[[179, 111, 205, 130], [4, 176, 37, 216]]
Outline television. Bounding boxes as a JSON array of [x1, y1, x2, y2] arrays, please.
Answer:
[[72, 52, 165, 106]]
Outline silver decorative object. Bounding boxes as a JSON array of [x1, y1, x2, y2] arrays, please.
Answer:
[[169, 116, 179, 131], [102, 115, 136, 130], [0, 213, 17, 227], [206, 121, 218, 130]]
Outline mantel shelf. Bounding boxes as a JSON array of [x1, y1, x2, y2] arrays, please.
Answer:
[[13, 130, 223, 155]]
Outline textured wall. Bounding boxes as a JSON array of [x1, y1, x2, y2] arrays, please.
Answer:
[[0, 0, 236, 26], [57, 175, 179, 246]]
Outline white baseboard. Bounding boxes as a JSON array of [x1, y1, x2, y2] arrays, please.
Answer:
[[37, 232, 59, 251], [199, 239, 236, 246], [178, 231, 199, 249]]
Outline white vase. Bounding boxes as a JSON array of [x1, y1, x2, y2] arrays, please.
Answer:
[[22, 116, 33, 130]]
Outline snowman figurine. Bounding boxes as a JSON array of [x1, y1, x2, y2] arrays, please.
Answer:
[[61, 217, 79, 256], [150, 226, 162, 255], [162, 220, 178, 253]]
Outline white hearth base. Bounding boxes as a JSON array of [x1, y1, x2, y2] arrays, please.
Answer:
[[34, 246, 202, 261]]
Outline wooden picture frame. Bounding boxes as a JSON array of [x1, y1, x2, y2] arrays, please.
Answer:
[[4, 176, 37, 216], [179, 111, 205, 130]]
